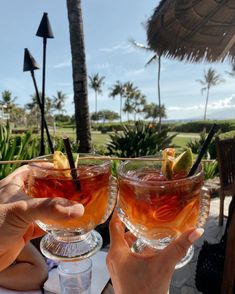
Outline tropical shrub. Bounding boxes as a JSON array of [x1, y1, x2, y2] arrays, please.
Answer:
[[219, 130, 235, 139], [96, 123, 125, 133], [0, 123, 78, 179], [172, 120, 235, 133], [92, 144, 107, 155], [203, 161, 218, 180], [106, 121, 176, 157], [111, 160, 121, 177], [186, 129, 219, 159], [0, 123, 38, 179]]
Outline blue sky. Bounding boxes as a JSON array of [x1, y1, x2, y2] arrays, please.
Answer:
[[1, 0, 235, 120]]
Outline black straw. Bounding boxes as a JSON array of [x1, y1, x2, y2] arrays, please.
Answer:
[[63, 137, 81, 191], [188, 123, 219, 177]]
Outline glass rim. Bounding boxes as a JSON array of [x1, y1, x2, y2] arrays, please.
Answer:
[[117, 160, 203, 185], [28, 153, 111, 172]]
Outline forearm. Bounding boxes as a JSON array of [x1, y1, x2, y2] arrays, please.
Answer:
[[0, 261, 48, 290], [0, 243, 48, 290]]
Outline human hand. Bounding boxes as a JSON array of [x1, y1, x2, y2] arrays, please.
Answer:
[[0, 165, 84, 271], [106, 211, 204, 294]]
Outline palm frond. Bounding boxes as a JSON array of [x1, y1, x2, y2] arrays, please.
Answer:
[[128, 38, 151, 52], [201, 87, 207, 95], [196, 79, 206, 85], [145, 55, 157, 67]]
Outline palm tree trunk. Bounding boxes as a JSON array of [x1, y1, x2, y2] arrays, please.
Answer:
[[120, 95, 122, 122], [66, 0, 92, 153], [204, 86, 210, 120], [95, 91, 98, 114], [157, 55, 162, 133]]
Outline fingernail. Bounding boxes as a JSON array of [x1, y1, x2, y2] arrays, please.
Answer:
[[68, 204, 84, 216], [188, 228, 204, 243]]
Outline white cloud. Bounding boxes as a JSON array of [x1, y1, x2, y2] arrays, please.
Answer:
[[124, 68, 145, 77], [209, 95, 235, 110], [53, 61, 71, 69], [168, 105, 202, 111], [168, 94, 235, 112], [99, 43, 134, 54]]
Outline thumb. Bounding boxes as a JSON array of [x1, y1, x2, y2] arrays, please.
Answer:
[[109, 210, 127, 250], [162, 228, 204, 266]]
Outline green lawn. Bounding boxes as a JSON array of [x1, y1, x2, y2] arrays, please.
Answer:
[[172, 133, 199, 149], [52, 128, 199, 151], [92, 132, 110, 145], [91, 132, 199, 150]]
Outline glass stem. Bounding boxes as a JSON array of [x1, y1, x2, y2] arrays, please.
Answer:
[[131, 238, 147, 253]]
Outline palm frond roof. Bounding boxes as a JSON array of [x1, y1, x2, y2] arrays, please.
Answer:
[[147, 0, 235, 63]]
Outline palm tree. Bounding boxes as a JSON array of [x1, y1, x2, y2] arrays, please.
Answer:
[[88, 73, 105, 115], [197, 68, 225, 120], [26, 93, 53, 128], [122, 83, 146, 121], [143, 103, 167, 122], [66, 0, 92, 152], [0, 90, 17, 120], [25, 94, 40, 128], [52, 91, 67, 135], [122, 82, 138, 121], [226, 63, 235, 77], [109, 81, 125, 122], [130, 39, 162, 132], [131, 91, 146, 121], [53, 91, 67, 114], [10, 106, 26, 127]]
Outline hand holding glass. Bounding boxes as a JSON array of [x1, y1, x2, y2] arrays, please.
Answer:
[[27, 154, 117, 261], [117, 160, 210, 268]]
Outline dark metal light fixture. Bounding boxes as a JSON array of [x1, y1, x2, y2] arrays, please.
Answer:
[[23, 48, 40, 71], [23, 48, 54, 153], [36, 12, 54, 39], [36, 12, 54, 155]]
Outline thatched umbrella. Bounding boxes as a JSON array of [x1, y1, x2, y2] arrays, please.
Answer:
[[147, 0, 235, 63]]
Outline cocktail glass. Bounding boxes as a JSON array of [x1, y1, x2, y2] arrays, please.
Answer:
[[27, 154, 117, 261], [117, 159, 210, 268]]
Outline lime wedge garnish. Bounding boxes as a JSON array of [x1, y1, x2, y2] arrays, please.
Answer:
[[172, 148, 193, 176]]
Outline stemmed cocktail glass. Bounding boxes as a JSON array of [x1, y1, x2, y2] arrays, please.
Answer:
[[27, 154, 117, 261], [117, 159, 210, 268]]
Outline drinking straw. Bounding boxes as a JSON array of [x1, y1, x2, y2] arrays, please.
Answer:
[[188, 123, 219, 177], [63, 137, 81, 191]]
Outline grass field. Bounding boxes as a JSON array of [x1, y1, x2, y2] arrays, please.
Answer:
[[91, 132, 199, 150], [171, 133, 199, 149], [53, 128, 199, 150]]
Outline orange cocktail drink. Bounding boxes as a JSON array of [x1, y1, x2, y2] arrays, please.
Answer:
[[117, 159, 208, 249], [27, 153, 117, 261], [28, 162, 111, 231]]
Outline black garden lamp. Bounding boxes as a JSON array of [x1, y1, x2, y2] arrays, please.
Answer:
[[36, 12, 54, 155], [23, 48, 54, 154]]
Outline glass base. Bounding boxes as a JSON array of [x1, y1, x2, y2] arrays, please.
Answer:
[[175, 245, 194, 269], [40, 230, 103, 261], [131, 238, 194, 269]]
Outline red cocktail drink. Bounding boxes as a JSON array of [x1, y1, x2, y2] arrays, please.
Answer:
[[28, 164, 111, 230], [27, 154, 117, 261], [117, 160, 209, 251]]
